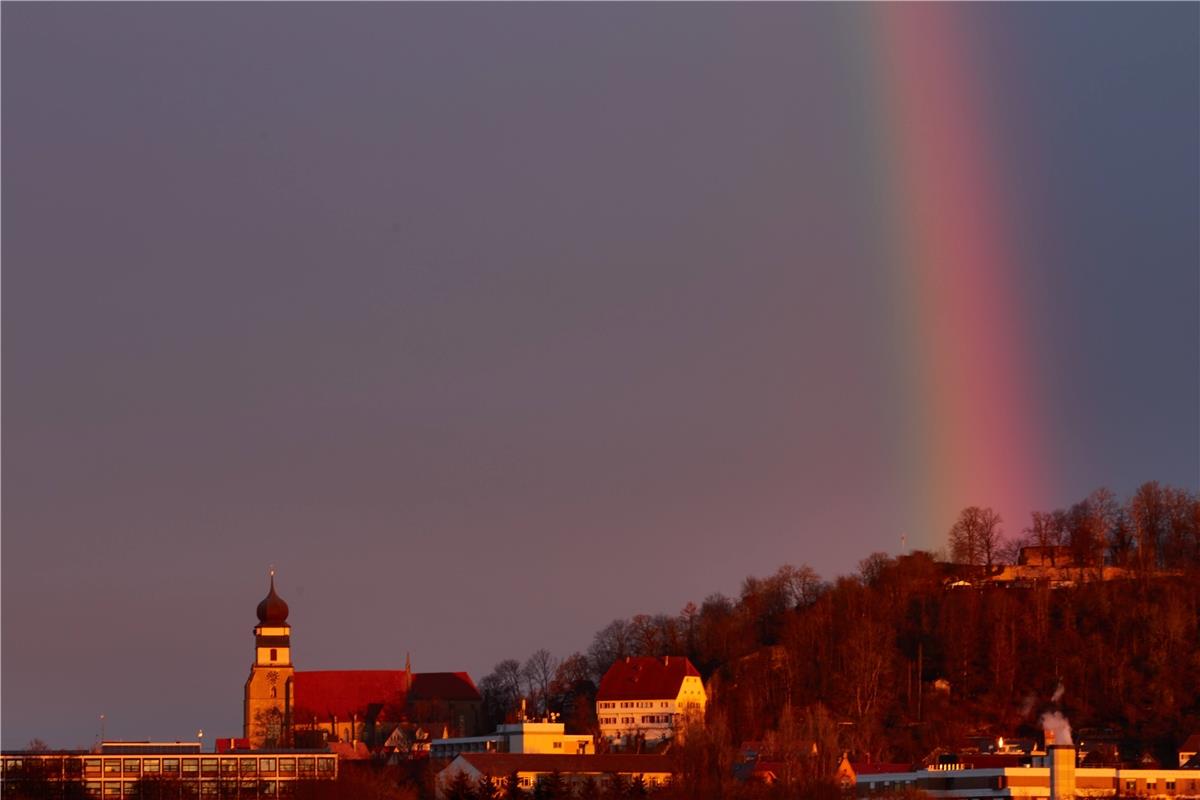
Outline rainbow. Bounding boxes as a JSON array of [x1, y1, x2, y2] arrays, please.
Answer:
[[859, 5, 1048, 548]]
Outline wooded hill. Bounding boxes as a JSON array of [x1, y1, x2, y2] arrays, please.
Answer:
[[483, 481, 1200, 770]]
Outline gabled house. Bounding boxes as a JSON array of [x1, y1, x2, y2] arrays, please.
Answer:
[[595, 656, 706, 751]]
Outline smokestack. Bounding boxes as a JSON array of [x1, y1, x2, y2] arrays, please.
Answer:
[[1049, 745, 1076, 800]]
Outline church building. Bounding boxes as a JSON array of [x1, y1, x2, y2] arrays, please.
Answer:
[[243, 575, 484, 751]]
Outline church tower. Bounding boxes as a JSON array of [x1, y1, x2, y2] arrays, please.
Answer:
[[244, 572, 294, 747]]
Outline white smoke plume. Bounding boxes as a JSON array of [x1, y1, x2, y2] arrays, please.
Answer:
[[1051, 681, 1065, 704], [1041, 711, 1073, 746]]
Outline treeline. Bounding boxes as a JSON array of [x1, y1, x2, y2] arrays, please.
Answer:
[[481, 482, 1200, 772]]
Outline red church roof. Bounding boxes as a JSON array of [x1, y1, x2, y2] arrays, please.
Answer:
[[597, 656, 700, 701], [293, 670, 410, 720], [409, 672, 482, 702]]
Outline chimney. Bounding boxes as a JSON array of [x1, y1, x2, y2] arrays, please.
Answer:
[[1049, 745, 1076, 800]]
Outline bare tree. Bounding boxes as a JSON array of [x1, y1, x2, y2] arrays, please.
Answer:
[[521, 649, 558, 717], [1130, 481, 1167, 570], [629, 614, 661, 656], [949, 506, 1003, 569], [587, 619, 632, 680], [777, 564, 825, 609]]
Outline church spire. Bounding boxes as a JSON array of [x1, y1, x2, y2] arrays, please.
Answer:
[[256, 571, 289, 626]]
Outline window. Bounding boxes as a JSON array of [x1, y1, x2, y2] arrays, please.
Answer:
[[84, 759, 101, 776], [177, 759, 194, 776], [124, 759, 140, 775], [279, 758, 296, 776], [143, 759, 160, 774], [553, 742, 562, 749], [201, 759, 218, 777], [240, 759, 257, 775], [103, 759, 121, 776], [220, 758, 237, 775], [298, 757, 315, 776], [317, 758, 335, 775], [1127, 781, 1137, 792], [260, 758, 277, 775], [1166, 781, 1176, 792], [1148, 780, 1157, 792], [270, 649, 277, 662]]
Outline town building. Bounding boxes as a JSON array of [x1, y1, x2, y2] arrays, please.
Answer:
[[595, 656, 706, 751], [852, 746, 1200, 799], [0, 741, 337, 798], [430, 715, 594, 759], [241, 575, 484, 751], [435, 752, 674, 798]]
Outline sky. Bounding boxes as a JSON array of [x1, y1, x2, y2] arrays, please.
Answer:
[[3, 3, 1197, 750]]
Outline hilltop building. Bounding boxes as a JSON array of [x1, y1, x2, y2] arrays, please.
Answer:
[[242, 575, 483, 750], [595, 656, 706, 751]]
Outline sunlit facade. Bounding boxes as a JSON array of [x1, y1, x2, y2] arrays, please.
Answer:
[[0, 742, 337, 798]]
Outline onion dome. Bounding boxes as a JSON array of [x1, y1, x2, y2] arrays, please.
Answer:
[[256, 572, 289, 625]]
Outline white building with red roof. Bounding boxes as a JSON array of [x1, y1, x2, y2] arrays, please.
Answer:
[[595, 656, 707, 750]]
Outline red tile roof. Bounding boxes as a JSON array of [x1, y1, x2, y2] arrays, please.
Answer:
[[453, 753, 674, 776], [851, 762, 913, 775], [597, 656, 699, 702], [292, 670, 482, 722], [293, 670, 410, 721], [409, 672, 482, 702]]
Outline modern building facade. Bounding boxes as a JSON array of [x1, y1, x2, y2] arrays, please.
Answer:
[[430, 718, 594, 759], [853, 746, 1200, 799], [0, 741, 337, 798]]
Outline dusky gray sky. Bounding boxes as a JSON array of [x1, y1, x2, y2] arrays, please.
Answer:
[[3, 3, 1197, 749]]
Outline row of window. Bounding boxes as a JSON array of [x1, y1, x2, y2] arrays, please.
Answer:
[[599, 714, 674, 726], [4, 756, 334, 779], [83, 780, 306, 797], [1129, 779, 1181, 792], [597, 701, 669, 710]]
